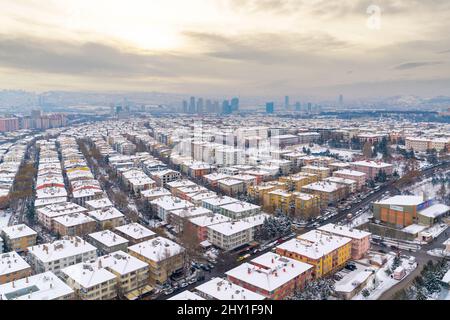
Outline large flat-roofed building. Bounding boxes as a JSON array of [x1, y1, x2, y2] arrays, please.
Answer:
[[373, 196, 449, 228], [0, 271, 75, 300], [114, 223, 156, 245], [128, 237, 185, 285], [195, 277, 265, 300], [318, 224, 371, 259], [1, 224, 37, 253], [53, 213, 97, 237], [0, 251, 32, 284], [276, 230, 352, 278], [226, 252, 313, 300], [373, 195, 424, 228], [27, 237, 97, 276], [88, 230, 129, 254]]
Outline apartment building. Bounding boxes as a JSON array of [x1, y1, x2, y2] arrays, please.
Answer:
[[292, 192, 321, 220], [0, 271, 75, 300], [217, 178, 245, 196], [88, 230, 129, 254], [169, 206, 213, 233], [202, 196, 239, 213], [318, 224, 371, 260], [195, 277, 265, 300], [128, 237, 185, 284], [87, 251, 150, 296], [37, 202, 88, 230], [333, 169, 367, 190], [207, 220, 254, 251], [84, 198, 114, 211], [53, 213, 97, 237], [1, 224, 37, 252], [150, 196, 195, 222], [87, 207, 126, 230], [226, 253, 313, 300], [150, 169, 181, 187], [114, 223, 156, 245], [276, 230, 352, 278], [187, 213, 232, 242], [27, 237, 97, 276], [301, 165, 331, 179], [301, 181, 348, 207], [61, 262, 117, 300], [219, 201, 261, 219], [0, 251, 32, 284], [263, 189, 293, 214], [350, 160, 393, 180]]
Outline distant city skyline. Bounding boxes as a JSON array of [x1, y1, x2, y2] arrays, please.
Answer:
[[0, 1, 450, 99]]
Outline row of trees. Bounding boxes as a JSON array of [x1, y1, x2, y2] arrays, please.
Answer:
[[398, 260, 449, 300], [290, 277, 336, 300], [255, 213, 292, 241]]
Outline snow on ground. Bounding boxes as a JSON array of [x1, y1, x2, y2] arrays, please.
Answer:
[[425, 223, 448, 238], [0, 210, 12, 230], [427, 248, 450, 259], [434, 289, 450, 300], [352, 253, 417, 300], [349, 211, 372, 228]]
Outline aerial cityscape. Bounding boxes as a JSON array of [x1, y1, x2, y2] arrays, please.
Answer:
[[0, 0, 449, 308]]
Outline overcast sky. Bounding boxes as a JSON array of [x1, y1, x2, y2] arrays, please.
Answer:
[[1, 0, 450, 99]]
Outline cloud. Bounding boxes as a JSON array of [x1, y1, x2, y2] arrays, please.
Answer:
[[393, 61, 444, 70]]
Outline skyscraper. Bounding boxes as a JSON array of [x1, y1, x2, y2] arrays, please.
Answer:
[[266, 102, 274, 114], [182, 100, 188, 113], [339, 94, 344, 105], [189, 96, 196, 113], [307, 102, 312, 113], [295, 102, 301, 112], [285, 96, 290, 108], [231, 97, 240, 112], [222, 100, 232, 114]]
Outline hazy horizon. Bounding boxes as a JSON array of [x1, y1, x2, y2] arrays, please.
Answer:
[[1, 0, 450, 99]]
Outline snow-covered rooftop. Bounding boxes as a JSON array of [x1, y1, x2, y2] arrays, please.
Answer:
[[128, 236, 185, 262], [114, 223, 156, 241], [0, 251, 31, 276], [418, 204, 450, 218], [277, 230, 352, 259], [88, 207, 125, 222], [318, 223, 371, 240], [226, 253, 312, 293], [375, 195, 425, 206], [28, 237, 97, 263], [168, 290, 205, 300], [88, 230, 129, 248], [195, 277, 265, 300], [1, 224, 37, 239], [0, 271, 74, 300]]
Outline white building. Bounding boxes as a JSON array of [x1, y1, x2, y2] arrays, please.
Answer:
[[27, 237, 97, 276]]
